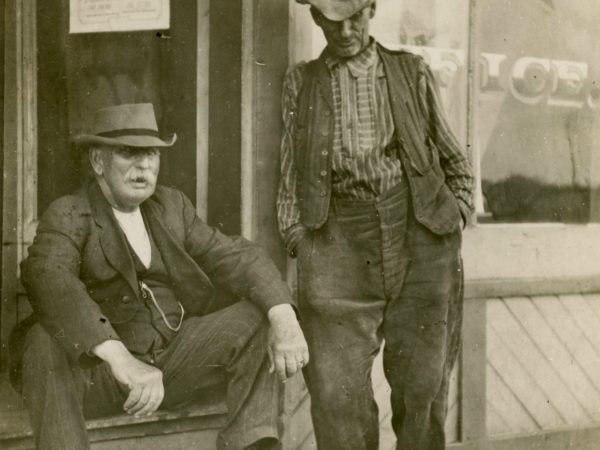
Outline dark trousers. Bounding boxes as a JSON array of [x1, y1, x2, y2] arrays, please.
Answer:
[[297, 181, 463, 450], [21, 300, 280, 450]]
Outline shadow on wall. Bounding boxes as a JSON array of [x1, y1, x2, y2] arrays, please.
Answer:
[[482, 176, 597, 223]]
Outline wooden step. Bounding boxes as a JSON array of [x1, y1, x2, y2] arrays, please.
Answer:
[[0, 375, 228, 450]]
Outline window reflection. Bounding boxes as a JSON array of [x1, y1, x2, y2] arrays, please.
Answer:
[[478, 0, 600, 223]]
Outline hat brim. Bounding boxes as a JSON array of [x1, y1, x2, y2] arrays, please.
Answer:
[[301, 0, 371, 21], [318, 9, 359, 21], [72, 133, 177, 148]]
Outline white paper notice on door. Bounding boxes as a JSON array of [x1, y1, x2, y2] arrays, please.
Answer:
[[70, 0, 170, 34]]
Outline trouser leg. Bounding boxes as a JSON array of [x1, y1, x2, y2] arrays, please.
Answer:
[[21, 324, 125, 450], [157, 300, 280, 450], [382, 216, 463, 450], [297, 206, 388, 450], [300, 308, 383, 450]]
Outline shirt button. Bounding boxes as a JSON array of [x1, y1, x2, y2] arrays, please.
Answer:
[[321, 130, 329, 136], [121, 295, 131, 303], [321, 150, 328, 156], [320, 170, 327, 177], [320, 191, 327, 197], [324, 110, 331, 117]]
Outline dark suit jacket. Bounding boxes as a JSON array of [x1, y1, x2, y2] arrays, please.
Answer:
[[14, 180, 292, 373]]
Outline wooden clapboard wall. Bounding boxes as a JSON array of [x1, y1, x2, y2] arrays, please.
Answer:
[[487, 294, 600, 436]]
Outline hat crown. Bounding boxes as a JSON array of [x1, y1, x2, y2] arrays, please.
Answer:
[[297, 0, 371, 21], [72, 103, 176, 148], [93, 103, 158, 135]]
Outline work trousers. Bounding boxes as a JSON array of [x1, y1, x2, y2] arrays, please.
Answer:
[[21, 300, 280, 450], [297, 181, 463, 450]]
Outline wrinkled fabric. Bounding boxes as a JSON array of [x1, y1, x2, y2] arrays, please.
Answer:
[[298, 181, 463, 450], [22, 301, 280, 450]]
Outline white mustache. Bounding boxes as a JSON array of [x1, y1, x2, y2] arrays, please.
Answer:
[[129, 176, 152, 183]]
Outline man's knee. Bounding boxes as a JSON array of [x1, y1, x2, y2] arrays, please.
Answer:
[[229, 300, 268, 340], [237, 300, 266, 325], [215, 300, 269, 357], [305, 362, 373, 413]]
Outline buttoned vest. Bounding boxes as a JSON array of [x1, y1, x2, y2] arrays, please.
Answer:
[[294, 44, 461, 235], [115, 225, 182, 357]]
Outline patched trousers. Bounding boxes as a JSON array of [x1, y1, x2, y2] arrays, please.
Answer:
[[21, 300, 280, 450], [297, 181, 463, 450]]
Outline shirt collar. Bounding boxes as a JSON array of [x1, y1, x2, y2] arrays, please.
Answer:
[[324, 38, 379, 78]]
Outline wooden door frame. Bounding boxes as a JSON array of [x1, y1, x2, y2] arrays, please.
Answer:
[[240, 0, 289, 268], [1, 0, 37, 369], [0, 0, 4, 370]]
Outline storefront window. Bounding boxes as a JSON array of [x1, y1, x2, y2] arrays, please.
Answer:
[[477, 0, 600, 223]]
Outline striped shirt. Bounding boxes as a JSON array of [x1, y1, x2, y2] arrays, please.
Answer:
[[326, 41, 401, 199], [277, 40, 474, 251]]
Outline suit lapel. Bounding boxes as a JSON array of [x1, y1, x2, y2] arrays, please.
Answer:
[[142, 199, 209, 287], [89, 182, 139, 295]]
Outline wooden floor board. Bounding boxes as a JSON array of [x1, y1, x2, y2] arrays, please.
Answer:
[[446, 399, 460, 443], [372, 347, 395, 450], [504, 297, 600, 420], [532, 296, 600, 394], [487, 325, 563, 429], [560, 294, 600, 358], [583, 294, 600, 321], [379, 414, 396, 450], [445, 361, 460, 442], [488, 299, 589, 425], [486, 361, 539, 434], [447, 362, 459, 410], [298, 432, 317, 450], [487, 401, 512, 436], [285, 395, 314, 450]]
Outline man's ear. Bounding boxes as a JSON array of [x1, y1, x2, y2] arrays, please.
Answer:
[[89, 148, 104, 176], [310, 6, 323, 27], [368, 1, 377, 19]]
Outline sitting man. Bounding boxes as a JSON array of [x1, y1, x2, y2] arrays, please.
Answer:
[[12, 103, 308, 450]]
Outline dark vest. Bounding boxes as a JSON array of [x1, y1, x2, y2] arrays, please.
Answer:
[[114, 224, 183, 357], [294, 44, 460, 235]]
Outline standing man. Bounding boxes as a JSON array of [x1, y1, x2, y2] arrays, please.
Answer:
[[277, 1, 474, 449], [13, 103, 308, 450]]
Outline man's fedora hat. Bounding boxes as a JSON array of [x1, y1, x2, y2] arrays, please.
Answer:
[[296, 0, 372, 21], [72, 103, 177, 148]]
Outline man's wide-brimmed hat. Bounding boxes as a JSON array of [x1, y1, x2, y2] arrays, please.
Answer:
[[72, 103, 177, 148], [296, 0, 371, 21]]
